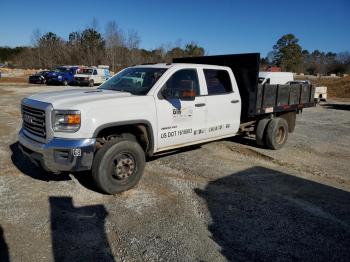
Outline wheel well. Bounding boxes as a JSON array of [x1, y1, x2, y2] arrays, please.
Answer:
[[95, 124, 153, 156], [253, 111, 296, 134], [277, 111, 296, 133]]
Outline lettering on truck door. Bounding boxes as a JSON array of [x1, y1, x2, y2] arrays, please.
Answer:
[[202, 68, 241, 139], [155, 68, 207, 149]]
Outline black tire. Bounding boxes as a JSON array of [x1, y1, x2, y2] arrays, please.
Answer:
[[63, 79, 68, 86], [89, 80, 94, 87], [92, 137, 145, 194], [256, 118, 270, 147], [265, 118, 288, 150]]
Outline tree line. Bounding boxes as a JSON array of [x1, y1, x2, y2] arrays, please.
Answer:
[[0, 21, 205, 72], [262, 34, 350, 75], [0, 26, 349, 75]]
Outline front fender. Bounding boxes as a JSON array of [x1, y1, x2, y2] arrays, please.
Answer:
[[92, 120, 155, 156]]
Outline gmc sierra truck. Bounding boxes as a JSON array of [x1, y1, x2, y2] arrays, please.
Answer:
[[18, 53, 315, 194]]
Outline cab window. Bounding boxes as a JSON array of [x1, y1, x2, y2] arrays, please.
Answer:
[[204, 69, 232, 95], [93, 70, 98, 75], [163, 69, 200, 96]]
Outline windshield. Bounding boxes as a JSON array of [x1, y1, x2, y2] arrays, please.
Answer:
[[99, 67, 167, 95], [78, 69, 94, 75]]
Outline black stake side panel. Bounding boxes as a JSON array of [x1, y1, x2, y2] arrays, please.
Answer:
[[173, 53, 260, 122], [256, 83, 315, 115], [289, 84, 301, 105]]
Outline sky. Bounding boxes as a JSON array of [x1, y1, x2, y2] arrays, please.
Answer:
[[0, 0, 349, 56]]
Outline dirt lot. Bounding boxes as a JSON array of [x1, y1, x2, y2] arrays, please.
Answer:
[[0, 84, 350, 261]]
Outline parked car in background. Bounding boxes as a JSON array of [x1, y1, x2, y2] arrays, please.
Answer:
[[28, 70, 50, 84], [74, 66, 110, 87], [258, 72, 294, 85], [46, 66, 80, 86]]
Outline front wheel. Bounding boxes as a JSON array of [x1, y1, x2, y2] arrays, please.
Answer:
[[62, 79, 68, 86], [92, 137, 146, 194], [88, 80, 94, 87], [265, 118, 288, 150]]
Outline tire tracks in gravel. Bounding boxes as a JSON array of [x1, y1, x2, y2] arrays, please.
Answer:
[[219, 141, 350, 187]]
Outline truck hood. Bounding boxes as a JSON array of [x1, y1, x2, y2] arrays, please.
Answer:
[[27, 89, 132, 109]]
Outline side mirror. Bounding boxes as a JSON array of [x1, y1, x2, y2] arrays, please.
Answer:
[[161, 80, 196, 101]]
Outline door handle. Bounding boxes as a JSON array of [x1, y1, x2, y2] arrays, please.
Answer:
[[231, 100, 239, 103], [195, 103, 206, 107]]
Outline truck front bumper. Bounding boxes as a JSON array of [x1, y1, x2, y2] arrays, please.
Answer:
[[18, 129, 96, 173]]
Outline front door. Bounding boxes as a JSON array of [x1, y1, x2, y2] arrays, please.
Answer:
[[156, 69, 207, 150]]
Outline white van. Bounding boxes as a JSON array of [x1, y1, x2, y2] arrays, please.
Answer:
[[258, 72, 294, 85], [74, 66, 110, 87]]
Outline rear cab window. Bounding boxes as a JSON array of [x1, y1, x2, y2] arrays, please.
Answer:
[[204, 69, 233, 95]]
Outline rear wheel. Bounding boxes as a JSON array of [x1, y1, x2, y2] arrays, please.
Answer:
[[92, 137, 145, 194], [265, 118, 288, 150], [255, 118, 270, 147]]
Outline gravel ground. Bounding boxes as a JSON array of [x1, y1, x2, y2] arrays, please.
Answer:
[[0, 84, 349, 261]]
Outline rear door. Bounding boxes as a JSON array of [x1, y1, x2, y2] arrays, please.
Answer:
[[201, 68, 241, 139], [95, 69, 105, 84], [155, 68, 207, 150], [92, 69, 100, 84]]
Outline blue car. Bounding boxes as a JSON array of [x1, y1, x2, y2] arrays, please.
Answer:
[[46, 66, 80, 86]]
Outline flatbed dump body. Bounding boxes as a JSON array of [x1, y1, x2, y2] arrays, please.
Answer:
[[173, 53, 315, 122]]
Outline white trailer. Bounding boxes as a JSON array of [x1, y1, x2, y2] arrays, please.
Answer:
[[314, 86, 327, 103], [259, 72, 294, 85]]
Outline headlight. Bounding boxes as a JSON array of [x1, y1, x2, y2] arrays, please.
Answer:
[[58, 75, 62, 79], [52, 110, 81, 132]]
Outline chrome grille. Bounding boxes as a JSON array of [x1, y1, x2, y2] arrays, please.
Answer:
[[21, 104, 46, 138]]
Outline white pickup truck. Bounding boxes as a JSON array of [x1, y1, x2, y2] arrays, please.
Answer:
[[18, 54, 315, 194]]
